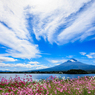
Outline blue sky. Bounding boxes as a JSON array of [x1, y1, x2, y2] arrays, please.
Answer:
[[0, 0, 95, 71]]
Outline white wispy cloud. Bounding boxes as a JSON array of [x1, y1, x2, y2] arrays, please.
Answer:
[[0, 56, 17, 62], [66, 55, 73, 58], [49, 60, 59, 63], [48, 59, 67, 63], [29, 61, 39, 65], [36, 65, 48, 69], [0, 23, 40, 59], [56, 64, 60, 65], [80, 52, 86, 55], [80, 52, 95, 59], [91, 37, 95, 40], [58, 1, 95, 44], [0, 0, 40, 59], [86, 55, 93, 58], [28, 0, 95, 44], [0, 62, 48, 69], [86, 53, 95, 58], [5, 69, 9, 71], [0, 63, 32, 68]]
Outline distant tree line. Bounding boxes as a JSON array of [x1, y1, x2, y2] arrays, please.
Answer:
[[66, 69, 88, 74], [1, 69, 95, 74]]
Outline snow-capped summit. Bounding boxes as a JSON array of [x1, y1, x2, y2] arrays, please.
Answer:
[[70, 59, 76, 62], [67, 58, 78, 62]]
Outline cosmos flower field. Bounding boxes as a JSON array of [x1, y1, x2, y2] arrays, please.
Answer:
[[0, 74, 95, 95]]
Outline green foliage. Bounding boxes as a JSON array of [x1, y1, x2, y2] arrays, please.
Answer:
[[66, 69, 88, 74]]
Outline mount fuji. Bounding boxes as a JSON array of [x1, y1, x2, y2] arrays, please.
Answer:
[[32, 58, 95, 71]]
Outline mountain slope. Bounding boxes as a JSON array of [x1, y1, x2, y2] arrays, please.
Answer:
[[32, 58, 95, 71]]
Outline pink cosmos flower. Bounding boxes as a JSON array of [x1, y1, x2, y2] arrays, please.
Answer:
[[88, 91, 91, 93], [29, 75, 32, 77], [54, 90, 57, 94]]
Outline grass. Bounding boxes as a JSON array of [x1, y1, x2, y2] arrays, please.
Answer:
[[0, 74, 95, 95]]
